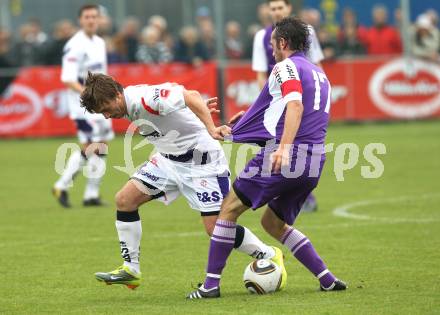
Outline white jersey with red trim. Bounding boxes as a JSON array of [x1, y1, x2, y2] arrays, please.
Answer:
[[124, 83, 222, 155], [61, 30, 107, 119]]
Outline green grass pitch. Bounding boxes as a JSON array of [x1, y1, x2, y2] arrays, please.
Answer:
[[1, 121, 439, 314]]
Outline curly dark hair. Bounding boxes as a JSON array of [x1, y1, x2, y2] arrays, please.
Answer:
[[80, 72, 123, 114], [273, 17, 310, 53]]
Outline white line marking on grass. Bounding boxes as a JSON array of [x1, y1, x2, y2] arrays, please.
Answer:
[[4, 197, 440, 250], [332, 193, 440, 223]]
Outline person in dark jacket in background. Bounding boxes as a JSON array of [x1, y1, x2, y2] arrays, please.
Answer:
[[174, 26, 209, 66], [42, 19, 76, 65]]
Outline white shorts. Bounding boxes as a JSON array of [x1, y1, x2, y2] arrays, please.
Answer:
[[131, 152, 230, 214], [74, 118, 114, 144]]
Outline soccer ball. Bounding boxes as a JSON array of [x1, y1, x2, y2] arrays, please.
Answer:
[[243, 259, 282, 294]]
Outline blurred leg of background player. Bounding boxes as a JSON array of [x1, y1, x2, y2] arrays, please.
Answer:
[[53, 118, 113, 208], [302, 193, 318, 212]]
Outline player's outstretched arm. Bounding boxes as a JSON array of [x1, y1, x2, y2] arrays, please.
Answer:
[[183, 90, 231, 141]]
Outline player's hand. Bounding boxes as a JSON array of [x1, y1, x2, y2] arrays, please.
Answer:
[[228, 110, 245, 126], [207, 97, 220, 114], [209, 125, 231, 141], [271, 145, 291, 173]]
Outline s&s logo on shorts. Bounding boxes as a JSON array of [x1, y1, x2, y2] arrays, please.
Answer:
[[197, 191, 221, 203]]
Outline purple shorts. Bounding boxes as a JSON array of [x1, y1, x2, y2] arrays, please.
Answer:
[[233, 144, 325, 225]]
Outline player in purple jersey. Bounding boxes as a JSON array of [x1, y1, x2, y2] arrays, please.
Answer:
[[187, 17, 346, 299], [252, 0, 324, 212]]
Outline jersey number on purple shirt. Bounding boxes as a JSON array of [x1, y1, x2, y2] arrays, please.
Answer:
[[312, 70, 331, 114]]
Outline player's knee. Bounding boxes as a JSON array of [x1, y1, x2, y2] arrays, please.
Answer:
[[219, 194, 246, 221], [115, 190, 135, 211]]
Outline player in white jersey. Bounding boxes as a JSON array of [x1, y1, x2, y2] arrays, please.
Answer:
[[251, 0, 324, 212], [53, 4, 114, 208], [78, 72, 286, 290]]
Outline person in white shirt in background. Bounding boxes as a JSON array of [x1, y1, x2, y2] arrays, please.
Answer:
[[53, 4, 114, 208]]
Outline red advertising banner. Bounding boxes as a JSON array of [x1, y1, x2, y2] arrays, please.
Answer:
[[0, 62, 217, 137], [2, 58, 439, 138], [224, 57, 440, 121]]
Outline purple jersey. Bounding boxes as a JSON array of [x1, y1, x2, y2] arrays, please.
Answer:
[[232, 52, 331, 145]]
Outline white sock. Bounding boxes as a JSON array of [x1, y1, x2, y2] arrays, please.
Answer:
[[116, 215, 142, 274], [55, 150, 86, 190], [84, 154, 106, 200], [235, 226, 275, 259]]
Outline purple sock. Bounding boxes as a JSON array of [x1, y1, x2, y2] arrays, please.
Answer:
[[280, 226, 336, 289], [203, 219, 236, 289]]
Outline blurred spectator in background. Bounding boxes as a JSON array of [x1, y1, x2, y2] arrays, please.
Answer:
[[42, 19, 76, 65], [338, 24, 366, 56], [148, 15, 174, 51], [28, 17, 48, 46], [96, 11, 121, 64], [410, 14, 440, 63], [105, 36, 127, 64], [425, 9, 439, 28], [300, 8, 322, 32], [113, 17, 140, 62], [309, 8, 322, 31], [11, 23, 43, 66], [196, 6, 216, 58], [174, 26, 208, 66], [394, 7, 402, 32], [317, 28, 338, 60], [0, 29, 12, 65], [136, 26, 172, 64], [0, 29, 14, 94], [257, 3, 272, 28], [224, 21, 243, 60], [244, 23, 261, 59], [364, 4, 402, 55], [97, 13, 114, 37], [338, 8, 367, 46]]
